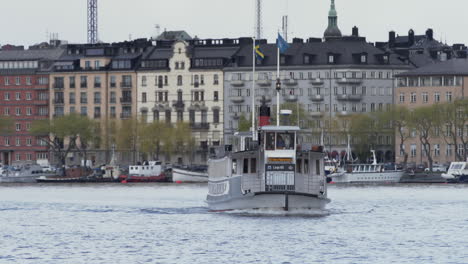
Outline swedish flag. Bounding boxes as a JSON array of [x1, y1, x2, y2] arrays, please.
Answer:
[[255, 44, 265, 60]]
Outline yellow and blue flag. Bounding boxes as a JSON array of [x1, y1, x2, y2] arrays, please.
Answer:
[[276, 33, 290, 54], [255, 43, 265, 60]]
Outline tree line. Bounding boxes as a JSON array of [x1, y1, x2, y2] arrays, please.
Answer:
[[238, 100, 468, 169]]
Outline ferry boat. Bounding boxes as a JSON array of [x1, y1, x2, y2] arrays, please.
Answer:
[[0, 164, 55, 183], [172, 165, 208, 183], [118, 161, 168, 183], [442, 162, 468, 183], [329, 150, 404, 184], [207, 125, 329, 211]]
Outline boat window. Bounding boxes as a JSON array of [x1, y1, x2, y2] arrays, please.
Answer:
[[316, 160, 321, 175], [304, 159, 309, 173], [243, 158, 249, 173], [265, 132, 275, 150], [232, 159, 237, 174], [250, 158, 257, 173], [297, 159, 302, 173], [276, 132, 294, 150]]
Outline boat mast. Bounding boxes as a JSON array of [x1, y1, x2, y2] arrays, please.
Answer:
[[276, 35, 281, 126], [252, 37, 257, 141]]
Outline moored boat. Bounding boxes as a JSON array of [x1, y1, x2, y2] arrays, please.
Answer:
[[329, 151, 404, 184], [172, 165, 208, 183], [442, 162, 468, 183], [118, 161, 168, 183], [0, 164, 56, 183]]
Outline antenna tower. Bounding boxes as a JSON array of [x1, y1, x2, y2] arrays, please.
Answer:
[[87, 0, 98, 44], [255, 0, 262, 39], [282, 16, 288, 42]]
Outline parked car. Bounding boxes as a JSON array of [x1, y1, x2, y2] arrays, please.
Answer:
[[424, 164, 447, 172]]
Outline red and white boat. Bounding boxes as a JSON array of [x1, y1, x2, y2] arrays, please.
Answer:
[[119, 161, 168, 183]]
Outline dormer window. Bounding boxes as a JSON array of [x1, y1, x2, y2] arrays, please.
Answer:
[[280, 56, 286, 64], [360, 55, 367, 63], [304, 55, 310, 64], [383, 55, 389, 64], [175, 62, 179, 69], [180, 62, 185, 69], [178, 48, 182, 54], [328, 55, 335, 64]]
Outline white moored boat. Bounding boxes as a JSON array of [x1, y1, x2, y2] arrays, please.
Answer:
[[442, 162, 468, 183], [172, 165, 208, 183], [329, 150, 403, 184]]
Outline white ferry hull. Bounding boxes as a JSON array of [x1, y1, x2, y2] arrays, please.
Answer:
[[172, 168, 208, 183], [330, 171, 404, 184], [207, 176, 330, 211]]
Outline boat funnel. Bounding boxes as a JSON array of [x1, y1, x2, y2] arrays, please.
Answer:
[[259, 97, 271, 127]]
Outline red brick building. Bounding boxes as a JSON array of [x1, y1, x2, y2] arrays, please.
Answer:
[[0, 47, 64, 165]]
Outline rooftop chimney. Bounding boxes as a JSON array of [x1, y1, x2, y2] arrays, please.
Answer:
[[389, 31, 396, 48], [352, 26, 359, 37], [408, 29, 415, 46], [426, 28, 434, 41]]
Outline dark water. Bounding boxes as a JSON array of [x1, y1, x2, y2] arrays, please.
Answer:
[[0, 183, 467, 264]]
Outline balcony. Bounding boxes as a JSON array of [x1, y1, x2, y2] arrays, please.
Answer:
[[231, 80, 244, 87], [121, 82, 132, 89], [309, 95, 324, 102], [256, 95, 272, 103], [53, 99, 64, 105], [336, 94, 363, 101], [336, 78, 362, 84], [94, 83, 101, 88], [310, 112, 324, 117], [94, 113, 101, 119], [191, 101, 205, 107], [284, 94, 298, 102], [53, 83, 64, 89], [120, 97, 132, 104], [190, 122, 210, 130], [172, 100, 185, 109], [257, 79, 272, 87], [230, 96, 244, 103], [310, 78, 324, 85], [284, 79, 298, 86], [80, 83, 88, 88]]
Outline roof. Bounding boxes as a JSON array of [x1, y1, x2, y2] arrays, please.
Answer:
[[230, 37, 408, 68], [156, 31, 192, 41], [0, 47, 64, 61], [396, 58, 468, 77], [192, 46, 239, 59]]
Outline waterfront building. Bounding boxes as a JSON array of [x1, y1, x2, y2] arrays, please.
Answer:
[[0, 46, 64, 165], [395, 59, 468, 166], [223, 0, 411, 162], [137, 39, 238, 163], [49, 39, 152, 164]]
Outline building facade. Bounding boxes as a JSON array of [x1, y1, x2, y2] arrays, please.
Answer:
[[49, 40, 151, 165], [137, 39, 236, 163], [223, 0, 411, 162], [396, 59, 468, 166], [0, 47, 64, 165]]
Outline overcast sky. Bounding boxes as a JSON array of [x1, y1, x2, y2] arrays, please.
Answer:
[[2, 0, 467, 47]]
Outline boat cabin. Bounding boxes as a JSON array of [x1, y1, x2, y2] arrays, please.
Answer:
[[129, 161, 162, 176]]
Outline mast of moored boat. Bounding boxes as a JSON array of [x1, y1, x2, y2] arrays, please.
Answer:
[[252, 37, 257, 141], [275, 35, 281, 127]]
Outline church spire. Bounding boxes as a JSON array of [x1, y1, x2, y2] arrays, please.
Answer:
[[324, 0, 342, 40]]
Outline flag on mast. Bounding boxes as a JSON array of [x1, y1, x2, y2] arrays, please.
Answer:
[[255, 42, 265, 61], [276, 33, 290, 54]]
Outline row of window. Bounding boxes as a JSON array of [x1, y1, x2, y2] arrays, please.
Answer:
[[1, 76, 48, 86], [231, 70, 396, 81], [0, 61, 39, 70], [141, 91, 219, 103], [230, 86, 392, 97], [2, 107, 39, 116], [405, 144, 465, 157], [1, 92, 47, 101], [2, 137, 47, 147], [53, 76, 132, 89], [140, 109, 220, 124], [399, 92, 453, 103], [141, 74, 220, 87], [398, 76, 462, 87], [0, 152, 48, 163], [228, 102, 392, 114]]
